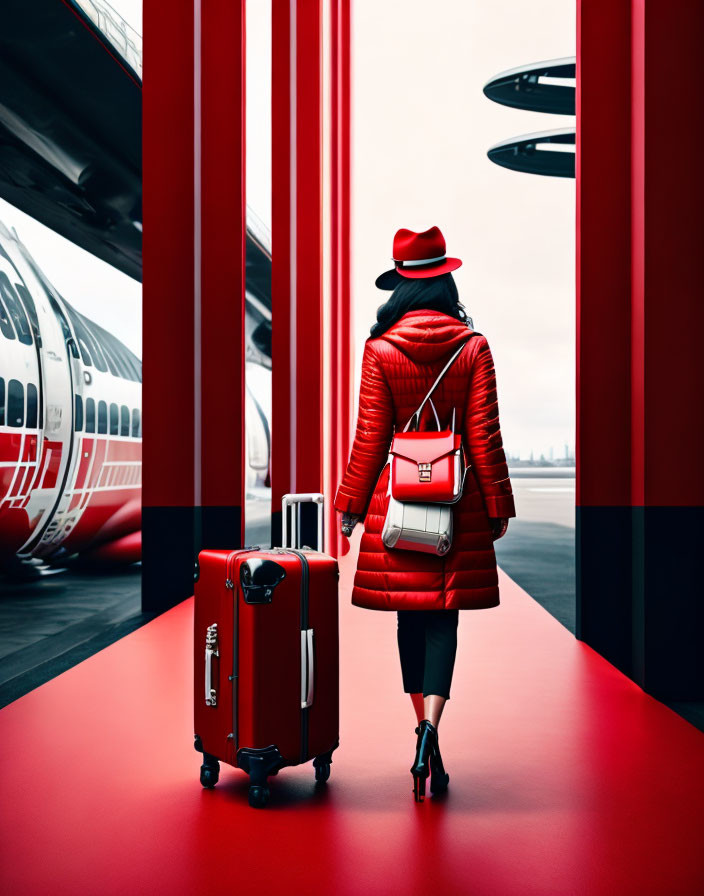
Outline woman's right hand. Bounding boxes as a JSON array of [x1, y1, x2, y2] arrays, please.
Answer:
[[489, 517, 509, 541], [340, 512, 360, 538]]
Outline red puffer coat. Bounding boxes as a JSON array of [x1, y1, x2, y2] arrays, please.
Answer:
[[334, 309, 516, 611]]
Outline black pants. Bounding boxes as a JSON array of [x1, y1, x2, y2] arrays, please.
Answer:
[[396, 609, 459, 699]]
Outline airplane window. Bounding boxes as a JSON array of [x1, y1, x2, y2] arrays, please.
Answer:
[[0, 273, 32, 346], [64, 306, 92, 367], [110, 338, 132, 380], [85, 397, 95, 433], [131, 408, 140, 438], [112, 347, 130, 380], [75, 394, 83, 432], [120, 405, 130, 436], [95, 329, 119, 377], [114, 342, 134, 381], [0, 377, 4, 425], [81, 316, 108, 373], [76, 320, 96, 367], [14, 283, 40, 344], [115, 344, 137, 382], [105, 344, 123, 378], [48, 296, 79, 359], [0, 294, 16, 340], [81, 319, 106, 372], [64, 305, 107, 373], [98, 400, 107, 434], [109, 332, 141, 382], [109, 402, 119, 435], [99, 326, 130, 380], [7, 379, 24, 427], [26, 383, 38, 428]]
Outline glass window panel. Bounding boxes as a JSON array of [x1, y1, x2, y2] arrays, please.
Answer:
[[8, 379, 24, 427], [0, 273, 32, 345], [26, 383, 38, 428], [85, 397, 95, 433], [0, 295, 15, 340], [98, 400, 107, 434], [14, 283, 40, 345]]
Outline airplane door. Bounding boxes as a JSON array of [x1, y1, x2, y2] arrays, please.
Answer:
[[10, 260, 76, 557]]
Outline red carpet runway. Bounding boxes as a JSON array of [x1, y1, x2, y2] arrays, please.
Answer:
[[1, 532, 703, 895]]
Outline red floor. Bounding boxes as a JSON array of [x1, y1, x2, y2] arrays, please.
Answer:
[[1, 533, 703, 896]]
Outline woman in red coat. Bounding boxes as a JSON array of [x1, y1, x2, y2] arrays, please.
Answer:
[[334, 226, 516, 801]]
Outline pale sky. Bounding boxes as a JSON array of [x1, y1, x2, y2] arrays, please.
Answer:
[[110, 0, 141, 31], [352, 0, 576, 460]]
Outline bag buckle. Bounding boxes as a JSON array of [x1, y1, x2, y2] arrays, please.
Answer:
[[418, 463, 432, 482]]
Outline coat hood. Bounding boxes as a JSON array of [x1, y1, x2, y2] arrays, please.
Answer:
[[374, 309, 475, 363]]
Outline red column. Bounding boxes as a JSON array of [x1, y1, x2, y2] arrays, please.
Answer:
[[271, 0, 325, 546], [327, 0, 352, 558], [577, 0, 704, 697], [143, 0, 195, 611], [199, 2, 246, 552], [628, 0, 704, 696], [575, 0, 633, 673], [143, 1, 245, 612]]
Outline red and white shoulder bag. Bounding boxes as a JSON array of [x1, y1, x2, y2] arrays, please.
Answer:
[[382, 335, 475, 556]]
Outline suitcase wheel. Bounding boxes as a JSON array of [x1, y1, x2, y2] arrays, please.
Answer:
[[199, 756, 220, 789], [248, 785, 270, 808], [313, 749, 335, 784], [314, 762, 331, 783]]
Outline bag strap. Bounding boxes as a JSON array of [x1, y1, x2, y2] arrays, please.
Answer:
[[404, 333, 476, 432]]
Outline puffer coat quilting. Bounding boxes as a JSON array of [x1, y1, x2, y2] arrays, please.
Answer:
[[333, 309, 516, 611]]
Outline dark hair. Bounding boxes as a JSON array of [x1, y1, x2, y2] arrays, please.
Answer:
[[369, 273, 470, 338]]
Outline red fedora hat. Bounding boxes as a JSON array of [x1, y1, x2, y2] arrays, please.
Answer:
[[375, 226, 462, 289]]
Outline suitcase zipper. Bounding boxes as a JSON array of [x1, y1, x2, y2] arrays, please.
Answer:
[[225, 547, 260, 754]]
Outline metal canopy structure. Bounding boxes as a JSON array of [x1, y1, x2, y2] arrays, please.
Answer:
[[484, 57, 575, 179], [0, 0, 273, 303], [483, 57, 576, 115], [0, 0, 142, 280], [487, 128, 575, 178]]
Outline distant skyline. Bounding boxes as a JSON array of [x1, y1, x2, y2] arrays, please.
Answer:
[[507, 444, 575, 462]]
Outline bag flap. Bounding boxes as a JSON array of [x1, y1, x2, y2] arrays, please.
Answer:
[[390, 431, 461, 464]]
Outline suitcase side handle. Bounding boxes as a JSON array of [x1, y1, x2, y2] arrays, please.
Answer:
[[282, 493, 324, 551], [300, 627, 315, 708], [204, 623, 219, 707]]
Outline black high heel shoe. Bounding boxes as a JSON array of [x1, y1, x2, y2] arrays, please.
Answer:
[[411, 719, 435, 802], [429, 730, 449, 794]]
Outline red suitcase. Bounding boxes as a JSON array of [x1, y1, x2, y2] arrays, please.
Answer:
[[193, 493, 339, 807]]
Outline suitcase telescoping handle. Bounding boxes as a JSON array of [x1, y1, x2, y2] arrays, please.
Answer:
[[282, 493, 324, 552], [282, 494, 324, 709]]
